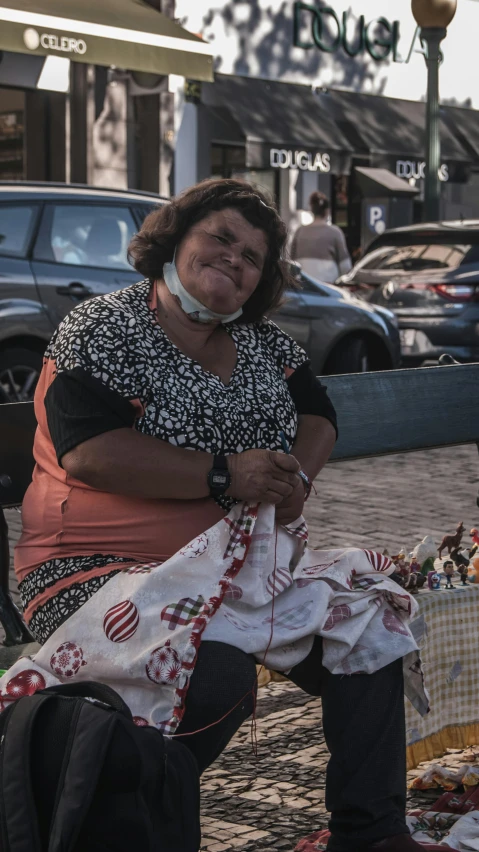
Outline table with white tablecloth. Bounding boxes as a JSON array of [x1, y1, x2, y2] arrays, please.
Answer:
[[406, 584, 479, 769]]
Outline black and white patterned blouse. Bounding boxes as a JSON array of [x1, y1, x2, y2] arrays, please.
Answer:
[[45, 280, 336, 472]]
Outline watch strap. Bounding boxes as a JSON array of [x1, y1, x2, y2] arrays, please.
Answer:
[[213, 454, 228, 470]]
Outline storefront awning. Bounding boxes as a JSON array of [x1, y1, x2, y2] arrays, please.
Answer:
[[442, 105, 479, 161], [355, 168, 419, 197], [202, 74, 354, 173], [0, 0, 213, 80], [318, 89, 471, 168]]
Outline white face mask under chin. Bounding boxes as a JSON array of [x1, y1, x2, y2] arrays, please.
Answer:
[[162, 257, 243, 324]]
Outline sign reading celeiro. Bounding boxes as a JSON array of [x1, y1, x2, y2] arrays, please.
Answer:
[[294, 3, 425, 63]]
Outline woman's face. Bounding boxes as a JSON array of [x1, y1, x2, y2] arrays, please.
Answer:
[[174, 208, 268, 315]]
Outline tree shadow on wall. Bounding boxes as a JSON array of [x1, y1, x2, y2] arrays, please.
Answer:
[[180, 1, 387, 95]]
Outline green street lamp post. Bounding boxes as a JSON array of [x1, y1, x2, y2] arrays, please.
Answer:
[[411, 0, 457, 222]]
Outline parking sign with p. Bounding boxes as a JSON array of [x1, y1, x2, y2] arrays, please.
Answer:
[[368, 204, 387, 235]]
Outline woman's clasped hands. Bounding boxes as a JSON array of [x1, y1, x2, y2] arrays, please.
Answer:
[[226, 449, 306, 525]]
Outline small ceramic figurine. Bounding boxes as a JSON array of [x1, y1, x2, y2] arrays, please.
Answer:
[[391, 551, 410, 587], [469, 528, 479, 558], [409, 556, 421, 574], [458, 564, 469, 586], [451, 547, 470, 569], [443, 560, 455, 589], [405, 571, 426, 593], [438, 522, 465, 559], [427, 570, 441, 590], [420, 557, 434, 577], [468, 556, 479, 584], [411, 535, 437, 576]]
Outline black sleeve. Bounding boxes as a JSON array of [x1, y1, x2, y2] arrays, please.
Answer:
[[45, 367, 137, 464], [287, 361, 338, 438]]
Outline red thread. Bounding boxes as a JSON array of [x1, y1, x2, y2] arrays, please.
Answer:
[[170, 527, 280, 754]]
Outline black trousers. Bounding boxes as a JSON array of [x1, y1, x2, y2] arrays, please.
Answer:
[[174, 639, 408, 852]]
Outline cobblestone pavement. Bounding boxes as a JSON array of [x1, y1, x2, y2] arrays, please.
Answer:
[[3, 444, 479, 850]]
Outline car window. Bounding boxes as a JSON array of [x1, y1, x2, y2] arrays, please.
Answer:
[[0, 204, 38, 257], [361, 243, 478, 273], [133, 203, 161, 226], [49, 205, 137, 269]]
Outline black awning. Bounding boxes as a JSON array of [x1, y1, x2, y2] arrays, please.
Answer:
[[202, 74, 354, 172], [0, 0, 214, 80], [442, 105, 479, 161], [318, 89, 471, 165]]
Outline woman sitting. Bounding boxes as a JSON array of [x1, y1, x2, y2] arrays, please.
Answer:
[[5, 179, 425, 852]]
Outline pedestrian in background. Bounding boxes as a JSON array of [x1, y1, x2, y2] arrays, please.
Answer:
[[291, 191, 352, 283]]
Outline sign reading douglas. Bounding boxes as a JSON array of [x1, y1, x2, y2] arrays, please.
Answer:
[[270, 148, 331, 171], [294, 2, 425, 63]]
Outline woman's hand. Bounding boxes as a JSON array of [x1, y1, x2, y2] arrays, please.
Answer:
[[275, 476, 305, 526], [226, 450, 300, 504]]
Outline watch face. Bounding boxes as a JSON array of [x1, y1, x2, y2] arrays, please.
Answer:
[[211, 472, 228, 486]]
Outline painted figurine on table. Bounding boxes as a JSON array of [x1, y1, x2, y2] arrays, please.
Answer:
[[390, 550, 409, 587], [427, 570, 442, 590], [409, 555, 421, 573], [451, 546, 470, 570], [438, 522, 465, 559], [469, 528, 479, 558], [443, 560, 455, 589], [411, 535, 436, 576], [405, 571, 426, 594], [458, 565, 469, 586]]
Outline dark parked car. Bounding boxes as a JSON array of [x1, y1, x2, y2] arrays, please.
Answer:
[[337, 221, 479, 366], [275, 263, 400, 374], [0, 183, 399, 403]]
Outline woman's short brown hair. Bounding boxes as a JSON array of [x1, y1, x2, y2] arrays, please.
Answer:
[[128, 177, 294, 323]]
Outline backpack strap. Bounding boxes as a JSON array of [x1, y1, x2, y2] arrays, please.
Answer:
[[41, 681, 133, 719], [0, 693, 53, 852], [48, 698, 119, 852]]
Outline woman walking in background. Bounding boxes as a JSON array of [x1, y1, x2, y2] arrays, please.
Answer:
[[291, 191, 352, 283]]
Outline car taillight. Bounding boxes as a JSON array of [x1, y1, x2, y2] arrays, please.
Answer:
[[429, 284, 477, 302]]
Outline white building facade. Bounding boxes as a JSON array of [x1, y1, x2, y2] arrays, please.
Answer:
[[174, 0, 479, 250]]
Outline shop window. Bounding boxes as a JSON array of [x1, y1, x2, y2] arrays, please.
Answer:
[[231, 169, 277, 200], [211, 145, 246, 178], [333, 175, 349, 229], [49, 205, 137, 269], [0, 204, 38, 258], [0, 88, 25, 179]]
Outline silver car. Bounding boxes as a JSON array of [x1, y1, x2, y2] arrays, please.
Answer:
[[336, 221, 479, 367]]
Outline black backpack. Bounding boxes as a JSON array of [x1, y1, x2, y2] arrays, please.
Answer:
[[0, 680, 201, 852]]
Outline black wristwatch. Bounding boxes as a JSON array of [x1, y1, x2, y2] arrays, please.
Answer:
[[207, 455, 231, 498]]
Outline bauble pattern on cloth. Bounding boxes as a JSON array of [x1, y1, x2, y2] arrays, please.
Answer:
[[50, 642, 87, 678], [0, 502, 428, 735], [103, 600, 139, 643]]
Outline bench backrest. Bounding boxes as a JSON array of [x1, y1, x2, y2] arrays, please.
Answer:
[[326, 363, 479, 461], [0, 362, 478, 507]]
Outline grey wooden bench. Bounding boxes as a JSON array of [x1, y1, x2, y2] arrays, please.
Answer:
[[1, 359, 478, 669]]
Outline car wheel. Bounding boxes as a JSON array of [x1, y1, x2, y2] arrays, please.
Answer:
[[0, 348, 43, 403], [324, 337, 371, 375]]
